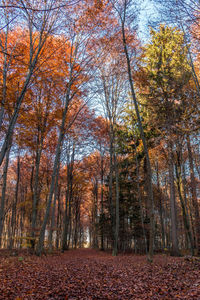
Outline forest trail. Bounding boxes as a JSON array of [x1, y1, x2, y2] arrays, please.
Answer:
[[0, 249, 199, 299]]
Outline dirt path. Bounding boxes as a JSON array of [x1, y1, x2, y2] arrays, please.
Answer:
[[0, 249, 199, 299]]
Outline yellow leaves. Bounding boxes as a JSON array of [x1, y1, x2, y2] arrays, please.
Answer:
[[137, 139, 144, 153]]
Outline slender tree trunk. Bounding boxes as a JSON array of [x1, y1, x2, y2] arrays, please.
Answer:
[[0, 142, 11, 247], [36, 92, 71, 255], [187, 135, 200, 255], [100, 148, 104, 251], [113, 150, 119, 256], [183, 163, 196, 249], [35, 38, 80, 254], [156, 162, 166, 249], [9, 153, 20, 249], [31, 144, 43, 249], [0, 22, 8, 130], [67, 215, 72, 249], [175, 158, 194, 256], [108, 128, 115, 247], [48, 162, 60, 252], [62, 146, 74, 251], [67, 186, 73, 250], [73, 200, 80, 249], [56, 185, 61, 249], [121, 19, 154, 261], [92, 178, 98, 249], [168, 142, 180, 256], [136, 154, 148, 254]]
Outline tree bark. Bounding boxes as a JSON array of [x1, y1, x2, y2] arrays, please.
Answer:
[[100, 146, 104, 251], [156, 162, 166, 249], [48, 161, 60, 252], [9, 153, 20, 249], [36, 90, 71, 255], [175, 154, 194, 255], [187, 135, 200, 255], [0, 141, 11, 247], [121, 9, 154, 261], [112, 150, 119, 256], [62, 144, 74, 251], [168, 141, 180, 256]]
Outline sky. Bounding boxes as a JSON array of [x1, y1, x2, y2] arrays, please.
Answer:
[[138, 0, 160, 42]]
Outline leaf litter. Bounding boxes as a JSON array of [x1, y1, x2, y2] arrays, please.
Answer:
[[0, 249, 199, 299]]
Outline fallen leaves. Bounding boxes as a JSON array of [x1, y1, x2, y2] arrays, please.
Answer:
[[0, 249, 199, 299]]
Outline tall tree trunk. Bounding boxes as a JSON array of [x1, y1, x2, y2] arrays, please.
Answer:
[[9, 153, 20, 249], [92, 178, 98, 249], [56, 185, 61, 249], [73, 200, 80, 249], [108, 128, 115, 247], [121, 10, 154, 261], [175, 157, 194, 256], [168, 142, 180, 256], [36, 90, 71, 255], [187, 135, 200, 255], [62, 146, 74, 251], [0, 21, 8, 130], [100, 147, 104, 251], [31, 144, 43, 249], [156, 162, 165, 249], [0, 142, 11, 247], [48, 162, 60, 252], [113, 150, 119, 256], [182, 163, 196, 249]]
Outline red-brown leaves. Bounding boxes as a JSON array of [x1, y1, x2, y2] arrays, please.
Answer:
[[0, 249, 199, 299]]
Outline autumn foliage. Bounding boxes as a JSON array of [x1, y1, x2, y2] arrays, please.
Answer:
[[0, 0, 199, 298]]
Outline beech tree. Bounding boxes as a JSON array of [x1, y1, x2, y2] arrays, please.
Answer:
[[0, 0, 63, 166]]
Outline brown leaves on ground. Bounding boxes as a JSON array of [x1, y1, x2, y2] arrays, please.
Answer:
[[0, 249, 199, 299]]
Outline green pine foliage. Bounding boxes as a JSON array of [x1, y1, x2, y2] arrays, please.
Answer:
[[142, 25, 192, 134]]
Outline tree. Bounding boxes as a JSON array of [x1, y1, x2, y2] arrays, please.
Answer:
[[110, 0, 154, 261], [0, 0, 63, 166], [141, 25, 193, 256]]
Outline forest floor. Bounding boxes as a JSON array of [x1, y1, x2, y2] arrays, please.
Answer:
[[0, 249, 199, 300]]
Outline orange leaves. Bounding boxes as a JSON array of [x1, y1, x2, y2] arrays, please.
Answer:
[[12, 32, 85, 151], [76, 0, 112, 33], [0, 250, 199, 299]]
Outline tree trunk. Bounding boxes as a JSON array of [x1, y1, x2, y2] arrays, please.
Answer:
[[156, 162, 166, 249], [187, 135, 200, 255], [100, 147, 104, 251], [62, 145, 74, 251], [121, 20, 154, 261], [48, 162, 60, 252], [9, 153, 20, 249], [31, 144, 43, 249], [0, 36, 47, 167], [92, 178, 98, 249], [36, 91, 71, 255], [0, 142, 11, 247], [56, 185, 61, 249], [168, 142, 180, 256], [108, 127, 115, 247], [0, 22, 8, 130], [112, 150, 119, 256], [175, 158, 194, 256]]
